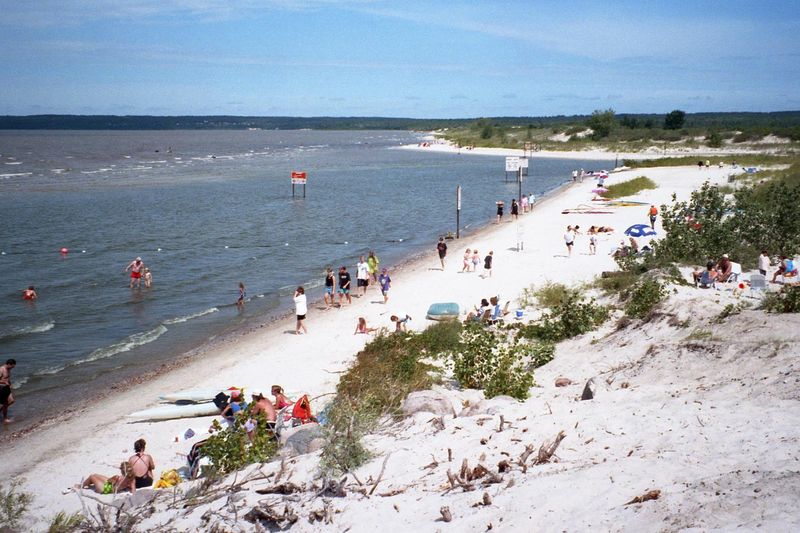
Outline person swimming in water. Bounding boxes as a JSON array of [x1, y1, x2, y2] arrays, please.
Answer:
[[22, 286, 37, 300]]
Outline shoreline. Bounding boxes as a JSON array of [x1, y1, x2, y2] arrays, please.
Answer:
[[0, 173, 576, 444], [0, 161, 737, 525]]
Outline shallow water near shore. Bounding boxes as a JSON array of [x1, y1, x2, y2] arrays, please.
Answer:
[[0, 129, 604, 429]]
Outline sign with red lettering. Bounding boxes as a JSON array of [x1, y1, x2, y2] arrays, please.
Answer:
[[291, 171, 307, 184]]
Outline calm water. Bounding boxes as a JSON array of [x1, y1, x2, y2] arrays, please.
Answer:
[[0, 130, 604, 427]]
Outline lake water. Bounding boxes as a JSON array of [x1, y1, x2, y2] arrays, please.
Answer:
[[0, 129, 604, 428]]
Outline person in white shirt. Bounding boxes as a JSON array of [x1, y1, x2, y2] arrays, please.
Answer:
[[564, 226, 575, 257], [293, 286, 308, 335], [758, 250, 770, 276], [356, 256, 370, 296]]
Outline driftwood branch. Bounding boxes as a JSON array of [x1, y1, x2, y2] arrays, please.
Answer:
[[368, 454, 391, 496]]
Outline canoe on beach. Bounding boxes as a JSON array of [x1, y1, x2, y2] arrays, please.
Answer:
[[127, 402, 220, 421]]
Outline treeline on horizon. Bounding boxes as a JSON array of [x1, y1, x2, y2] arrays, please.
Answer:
[[1, 111, 800, 132]]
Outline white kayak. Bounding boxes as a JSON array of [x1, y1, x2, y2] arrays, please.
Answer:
[[158, 389, 222, 403], [127, 402, 220, 421]]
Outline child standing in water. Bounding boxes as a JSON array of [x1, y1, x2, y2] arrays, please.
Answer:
[[237, 282, 246, 307], [143, 268, 153, 288]]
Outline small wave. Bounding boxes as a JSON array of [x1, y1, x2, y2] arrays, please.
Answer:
[[0, 172, 32, 178], [80, 169, 111, 174], [163, 307, 218, 325], [67, 325, 168, 368], [141, 160, 167, 164], [51, 168, 69, 174], [130, 166, 153, 171], [4, 161, 22, 165], [0, 321, 55, 342]]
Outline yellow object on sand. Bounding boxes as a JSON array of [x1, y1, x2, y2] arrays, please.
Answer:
[[154, 469, 181, 489]]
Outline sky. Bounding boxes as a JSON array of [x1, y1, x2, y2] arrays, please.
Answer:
[[1, 0, 798, 118]]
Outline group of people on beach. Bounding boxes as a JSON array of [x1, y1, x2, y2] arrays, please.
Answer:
[[495, 194, 535, 224]]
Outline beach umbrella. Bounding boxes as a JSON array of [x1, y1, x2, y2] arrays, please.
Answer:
[[624, 224, 657, 238]]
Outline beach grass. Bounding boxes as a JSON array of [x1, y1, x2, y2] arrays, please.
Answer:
[[604, 176, 657, 198]]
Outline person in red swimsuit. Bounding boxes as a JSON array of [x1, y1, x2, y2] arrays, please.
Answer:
[[22, 286, 37, 300], [125, 257, 145, 288]]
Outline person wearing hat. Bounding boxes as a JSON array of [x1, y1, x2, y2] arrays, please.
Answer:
[[717, 254, 733, 282], [220, 389, 243, 422], [378, 268, 391, 303], [124, 256, 145, 288]]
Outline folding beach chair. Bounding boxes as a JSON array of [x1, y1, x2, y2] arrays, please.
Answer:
[[748, 273, 767, 298], [726, 262, 742, 283]]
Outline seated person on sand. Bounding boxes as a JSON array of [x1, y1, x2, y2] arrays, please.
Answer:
[[79, 461, 134, 495], [465, 298, 491, 322], [772, 255, 798, 283], [629, 237, 639, 254], [247, 389, 277, 437], [716, 254, 733, 282], [221, 389, 243, 423], [271, 385, 292, 410], [128, 438, 155, 490], [354, 317, 378, 335], [390, 314, 412, 332], [693, 261, 719, 288], [612, 240, 630, 258]]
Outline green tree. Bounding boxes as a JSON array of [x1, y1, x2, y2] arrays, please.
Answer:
[[480, 123, 494, 139], [663, 110, 686, 130], [587, 108, 616, 140], [706, 129, 723, 148]]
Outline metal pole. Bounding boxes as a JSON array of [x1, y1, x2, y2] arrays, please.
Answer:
[[303, 183, 306, 198], [518, 168, 522, 203], [292, 183, 295, 197], [456, 185, 461, 239]]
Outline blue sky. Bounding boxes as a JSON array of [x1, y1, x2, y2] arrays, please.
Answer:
[[1, 0, 798, 117]]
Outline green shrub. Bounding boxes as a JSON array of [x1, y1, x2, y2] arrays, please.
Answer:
[[763, 285, 800, 313], [202, 408, 278, 474], [603, 176, 657, 199], [517, 290, 608, 342], [532, 282, 570, 308], [527, 341, 556, 369], [321, 323, 460, 474], [452, 323, 534, 400], [0, 481, 32, 531], [625, 279, 667, 318], [48, 512, 85, 533]]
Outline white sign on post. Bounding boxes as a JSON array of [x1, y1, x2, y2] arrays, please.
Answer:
[[520, 157, 529, 169], [505, 156, 521, 172]]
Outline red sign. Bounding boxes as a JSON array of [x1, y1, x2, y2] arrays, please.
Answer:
[[291, 171, 307, 184]]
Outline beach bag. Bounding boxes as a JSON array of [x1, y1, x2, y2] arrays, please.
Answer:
[[212, 392, 229, 411], [291, 394, 315, 426]]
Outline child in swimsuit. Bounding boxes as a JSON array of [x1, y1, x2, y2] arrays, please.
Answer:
[[143, 268, 152, 288], [462, 249, 472, 272], [471, 250, 480, 271]]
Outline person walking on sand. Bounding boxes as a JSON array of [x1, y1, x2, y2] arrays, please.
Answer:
[[323, 267, 336, 309], [564, 226, 575, 257], [356, 255, 370, 296], [436, 237, 448, 270], [471, 249, 480, 272], [293, 286, 307, 335], [237, 282, 246, 307], [378, 268, 391, 303], [125, 257, 145, 288], [496, 201, 504, 223], [572, 169, 578, 182], [510, 199, 519, 221], [648, 205, 658, 230], [589, 234, 597, 255], [482, 251, 493, 278], [462, 248, 472, 272], [1, 359, 16, 423], [521, 194, 529, 214], [337, 266, 352, 306], [367, 251, 380, 283]]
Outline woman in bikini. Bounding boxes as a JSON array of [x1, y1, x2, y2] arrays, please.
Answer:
[[271, 385, 292, 410], [78, 462, 133, 495]]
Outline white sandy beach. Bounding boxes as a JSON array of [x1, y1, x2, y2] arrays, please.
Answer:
[[5, 153, 794, 531]]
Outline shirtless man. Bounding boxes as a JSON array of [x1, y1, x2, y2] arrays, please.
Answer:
[[1, 359, 16, 423], [250, 390, 278, 432], [125, 257, 145, 288]]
